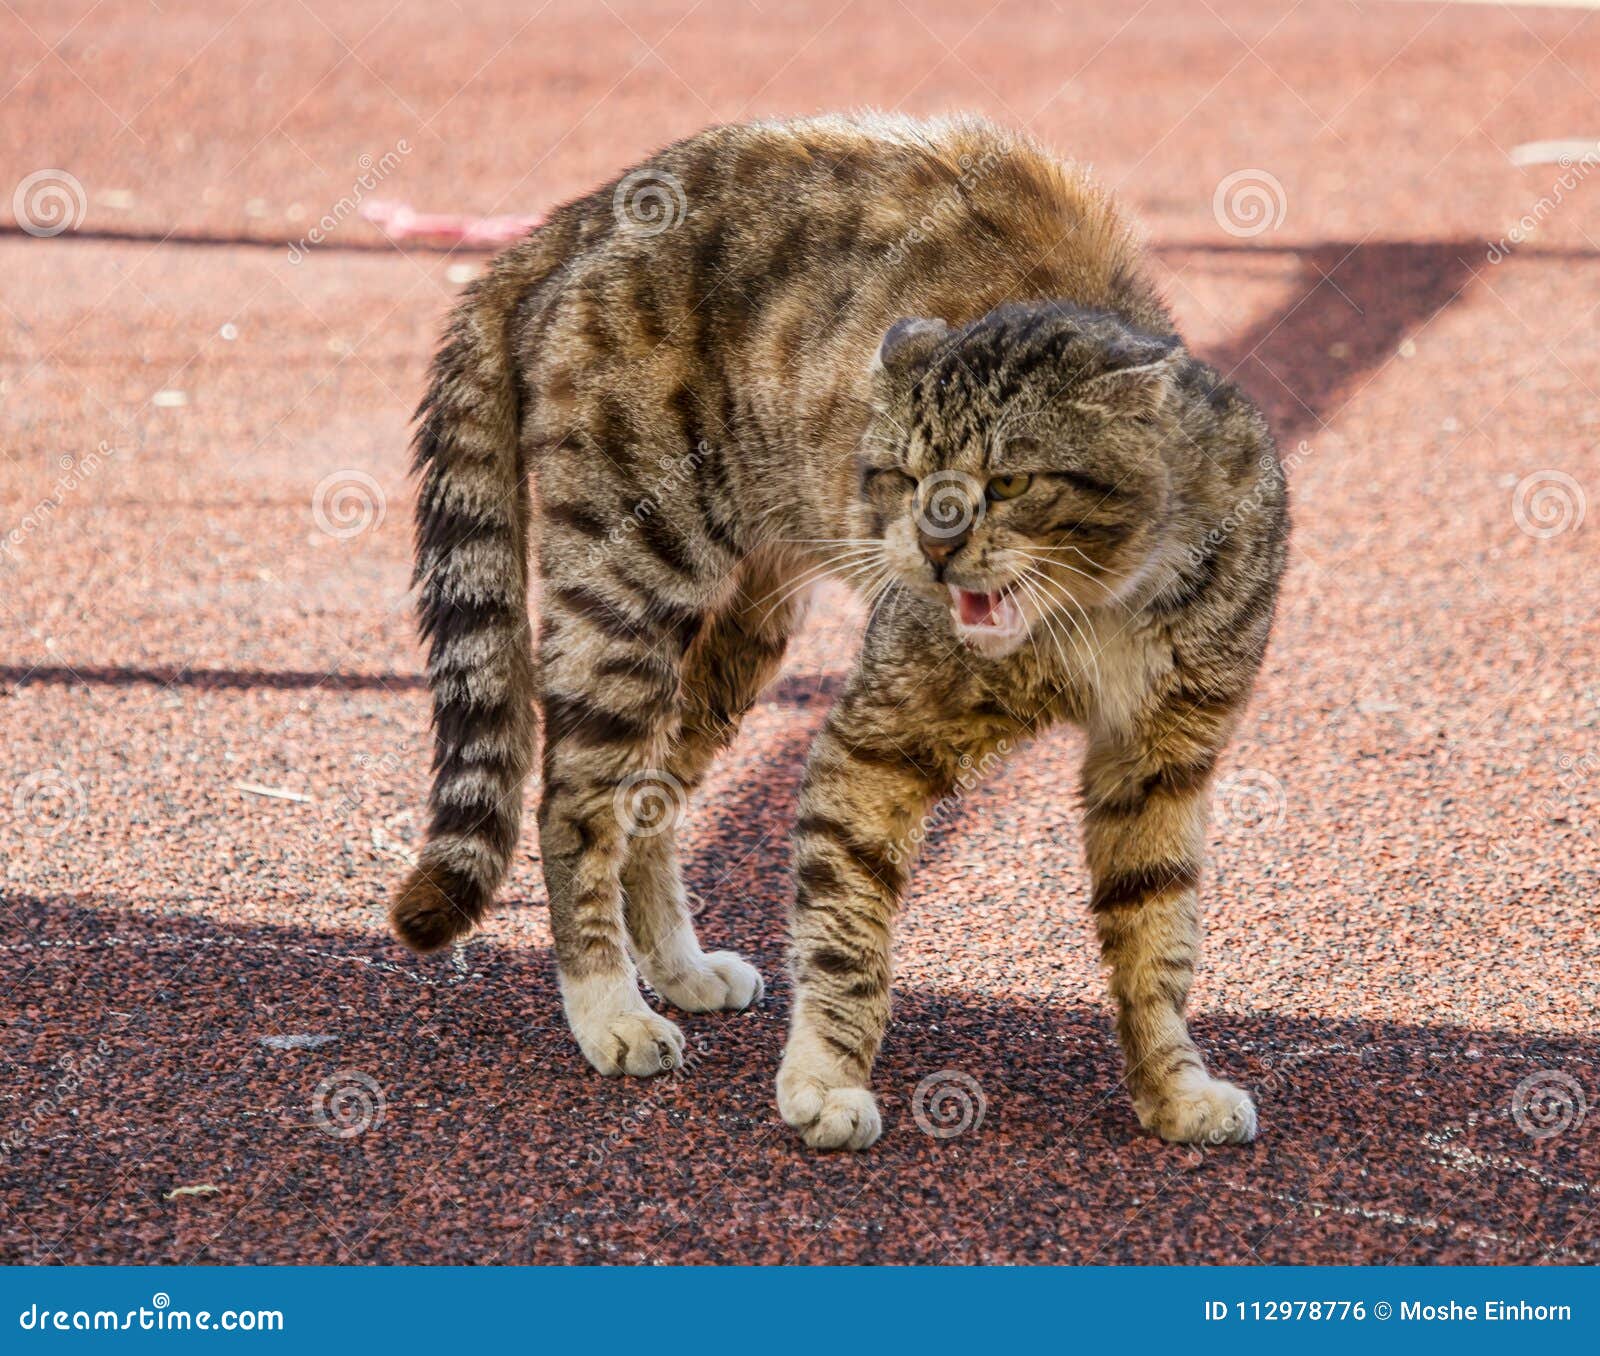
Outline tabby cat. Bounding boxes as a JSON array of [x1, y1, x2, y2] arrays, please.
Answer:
[[390, 113, 1288, 1150]]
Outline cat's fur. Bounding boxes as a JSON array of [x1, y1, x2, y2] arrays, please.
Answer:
[[390, 113, 1288, 1149]]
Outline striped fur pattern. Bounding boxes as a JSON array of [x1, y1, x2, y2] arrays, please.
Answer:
[[390, 113, 1288, 1150]]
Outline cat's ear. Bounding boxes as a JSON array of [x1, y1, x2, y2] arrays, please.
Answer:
[[1069, 347, 1183, 423], [870, 317, 953, 381]]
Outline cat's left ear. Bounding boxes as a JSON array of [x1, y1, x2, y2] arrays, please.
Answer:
[[870, 317, 953, 382], [1069, 345, 1184, 423]]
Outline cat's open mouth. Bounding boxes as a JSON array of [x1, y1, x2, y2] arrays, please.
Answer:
[[948, 583, 1028, 655]]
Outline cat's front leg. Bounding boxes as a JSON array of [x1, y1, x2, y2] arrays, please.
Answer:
[[776, 697, 951, 1150], [1080, 715, 1257, 1144]]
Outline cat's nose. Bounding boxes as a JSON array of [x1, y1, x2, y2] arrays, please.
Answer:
[[919, 532, 965, 574]]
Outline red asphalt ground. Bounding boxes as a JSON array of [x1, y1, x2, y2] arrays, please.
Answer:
[[2, 0, 1598, 1264]]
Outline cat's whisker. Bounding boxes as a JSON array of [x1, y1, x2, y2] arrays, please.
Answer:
[[1017, 564, 1103, 690], [1021, 541, 1127, 583], [1011, 562, 1100, 687], [1011, 548, 1127, 612], [759, 546, 888, 626], [1019, 573, 1095, 692], [1011, 571, 1072, 675], [860, 569, 899, 631], [777, 537, 885, 547]]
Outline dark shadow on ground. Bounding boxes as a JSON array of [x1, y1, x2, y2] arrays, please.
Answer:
[[2, 897, 1593, 1266], [0, 664, 428, 693], [1174, 240, 1481, 443]]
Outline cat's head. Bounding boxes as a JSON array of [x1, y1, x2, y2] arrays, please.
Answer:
[[859, 303, 1182, 658]]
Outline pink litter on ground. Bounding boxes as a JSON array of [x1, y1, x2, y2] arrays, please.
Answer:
[[360, 198, 545, 246]]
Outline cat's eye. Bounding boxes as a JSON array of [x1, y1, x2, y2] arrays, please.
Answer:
[[863, 466, 915, 494], [986, 473, 1032, 501]]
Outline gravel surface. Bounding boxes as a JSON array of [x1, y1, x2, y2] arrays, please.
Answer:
[[1, 0, 1596, 1263]]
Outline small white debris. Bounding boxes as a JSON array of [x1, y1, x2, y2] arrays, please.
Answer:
[[219, 323, 238, 341], [163, 1183, 223, 1201], [446, 262, 480, 285], [1397, 338, 1417, 359], [259, 1033, 338, 1050], [233, 781, 313, 803], [151, 389, 188, 408], [97, 189, 136, 210], [1509, 139, 1600, 168]]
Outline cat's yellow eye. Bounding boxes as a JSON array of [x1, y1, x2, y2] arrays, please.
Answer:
[[986, 473, 1032, 501]]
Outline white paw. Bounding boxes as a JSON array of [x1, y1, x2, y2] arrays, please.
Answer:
[[1137, 1074, 1257, 1145], [649, 950, 765, 1013], [777, 1054, 882, 1151], [562, 973, 685, 1077]]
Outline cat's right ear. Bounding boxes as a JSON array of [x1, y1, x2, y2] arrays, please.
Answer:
[[870, 317, 952, 382]]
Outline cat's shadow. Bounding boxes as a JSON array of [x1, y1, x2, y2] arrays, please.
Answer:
[[6, 891, 1596, 1263]]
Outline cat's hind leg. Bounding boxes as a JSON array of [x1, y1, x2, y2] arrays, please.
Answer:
[[621, 552, 800, 1013], [536, 558, 707, 1077]]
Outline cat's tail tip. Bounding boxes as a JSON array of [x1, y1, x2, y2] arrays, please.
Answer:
[[390, 862, 481, 953]]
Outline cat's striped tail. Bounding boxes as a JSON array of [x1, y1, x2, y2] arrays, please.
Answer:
[[391, 265, 537, 952]]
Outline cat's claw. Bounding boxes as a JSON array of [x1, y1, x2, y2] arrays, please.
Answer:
[[562, 974, 688, 1077], [577, 1009, 685, 1077], [1137, 1075, 1257, 1145]]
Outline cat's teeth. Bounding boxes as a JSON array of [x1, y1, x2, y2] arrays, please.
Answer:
[[949, 585, 1022, 632]]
